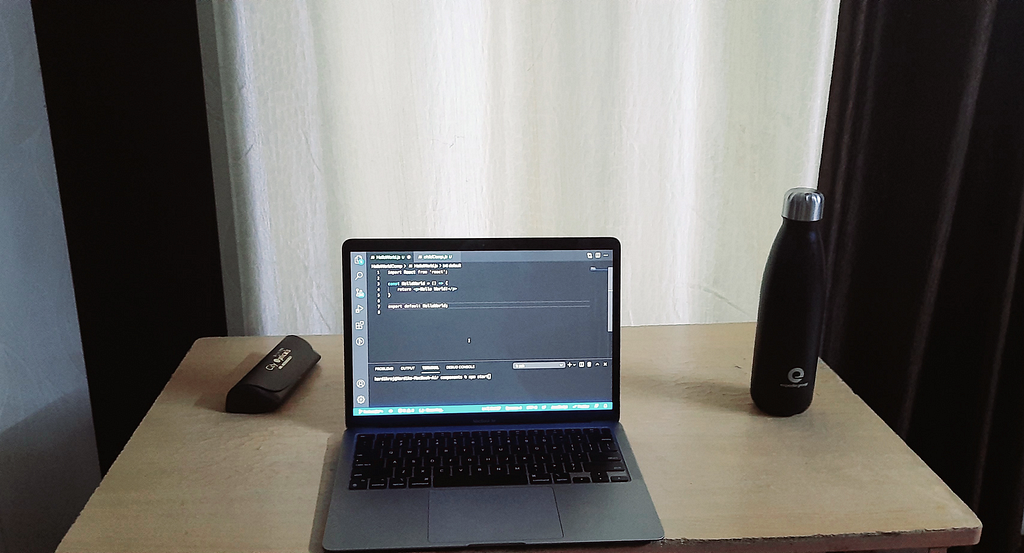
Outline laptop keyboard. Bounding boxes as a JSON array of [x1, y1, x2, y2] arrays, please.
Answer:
[[348, 428, 630, 490]]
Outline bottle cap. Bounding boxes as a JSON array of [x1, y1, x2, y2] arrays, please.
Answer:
[[782, 188, 824, 221]]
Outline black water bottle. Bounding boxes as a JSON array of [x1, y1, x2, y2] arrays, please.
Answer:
[[750, 187, 825, 416]]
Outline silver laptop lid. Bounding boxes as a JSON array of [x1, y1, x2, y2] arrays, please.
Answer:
[[342, 237, 621, 428]]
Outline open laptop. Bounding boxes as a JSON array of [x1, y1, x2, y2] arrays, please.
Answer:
[[323, 237, 663, 551]]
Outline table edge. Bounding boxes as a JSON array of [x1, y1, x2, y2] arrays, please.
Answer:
[[656, 525, 981, 552]]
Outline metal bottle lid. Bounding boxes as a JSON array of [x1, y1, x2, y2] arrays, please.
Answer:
[[782, 188, 824, 221]]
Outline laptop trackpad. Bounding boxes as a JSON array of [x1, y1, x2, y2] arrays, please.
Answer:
[[428, 487, 563, 544]]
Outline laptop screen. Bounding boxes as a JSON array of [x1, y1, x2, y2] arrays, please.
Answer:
[[343, 238, 619, 424]]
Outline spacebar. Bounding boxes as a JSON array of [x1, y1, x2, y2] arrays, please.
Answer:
[[433, 473, 529, 487]]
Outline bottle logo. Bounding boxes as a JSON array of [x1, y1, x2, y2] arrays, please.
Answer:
[[787, 368, 804, 383]]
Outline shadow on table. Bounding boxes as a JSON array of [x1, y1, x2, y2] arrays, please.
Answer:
[[625, 369, 759, 415], [309, 443, 337, 553], [193, 352, 262, 412]]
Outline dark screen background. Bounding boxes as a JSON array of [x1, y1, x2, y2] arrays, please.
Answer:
[[364, 259, 613, 406]]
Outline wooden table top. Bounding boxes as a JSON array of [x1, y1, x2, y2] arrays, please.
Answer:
[[57, 323, 980, 553]]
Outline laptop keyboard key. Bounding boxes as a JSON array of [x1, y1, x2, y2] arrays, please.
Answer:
[[591, 472, 610, 483], [434, 473, 528, 487], [572, 476, 592, 483], [356, 435, 375, 450], [368, 478, 387, 489], [349, 478, 368, 490], [589, 452, 622, 462], [389, 478, 407, 489], [553, 473, 571, 484], [529, 473, 552, 484], [409, 477, 431, 488], [583, 461, 626, 473], [611, 474, 631, 483]]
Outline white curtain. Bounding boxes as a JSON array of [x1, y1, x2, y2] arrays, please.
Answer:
[[198, 0, 839, 336]]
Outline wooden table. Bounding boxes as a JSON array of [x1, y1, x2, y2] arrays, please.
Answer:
[[57, 323, 981, 553]]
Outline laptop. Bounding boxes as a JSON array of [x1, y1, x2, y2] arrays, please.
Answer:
[[323, 237, 663, 551]]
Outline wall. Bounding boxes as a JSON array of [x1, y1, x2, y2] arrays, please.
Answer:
[[0, 1, 101, 551]]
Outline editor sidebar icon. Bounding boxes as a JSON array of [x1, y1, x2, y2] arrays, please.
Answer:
[[356, 379, 366, 389], [355, 337, 365, 346], [354, 255, 364, 266], [356, 395, 366, 405]]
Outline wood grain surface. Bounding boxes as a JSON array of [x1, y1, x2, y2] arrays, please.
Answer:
[[57, 323, 980, 553]]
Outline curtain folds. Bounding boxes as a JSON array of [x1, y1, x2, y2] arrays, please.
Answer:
[[818, 2, 1024, 552], [199, 1, 839, 336]]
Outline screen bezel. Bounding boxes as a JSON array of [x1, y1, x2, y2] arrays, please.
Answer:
[[342, 237, 621, 429]]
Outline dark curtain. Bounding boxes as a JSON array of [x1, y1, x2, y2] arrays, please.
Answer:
[[818, 1, 1024, 552], [32, 2, 227, 473]]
